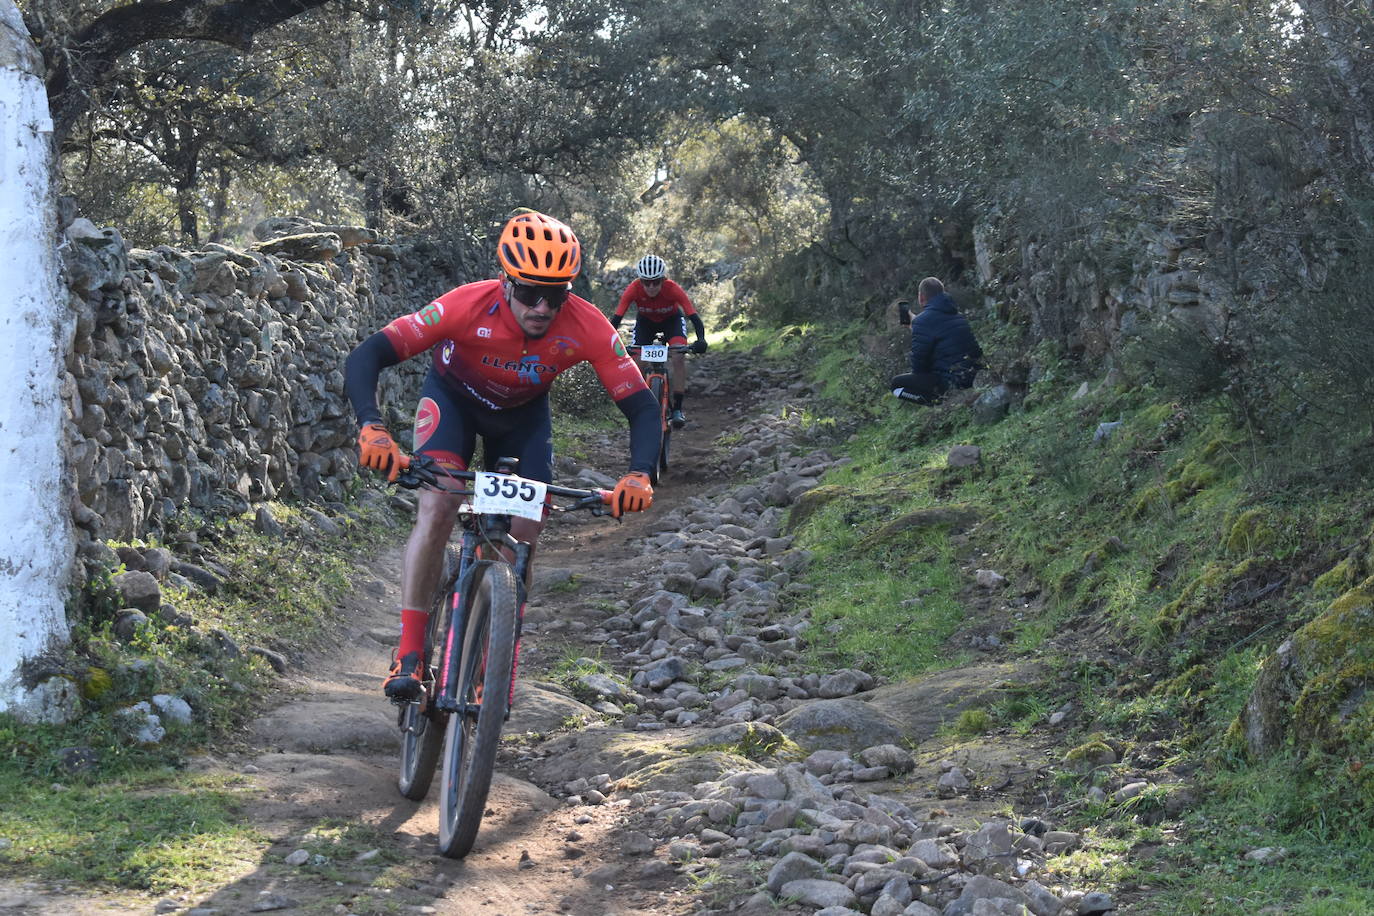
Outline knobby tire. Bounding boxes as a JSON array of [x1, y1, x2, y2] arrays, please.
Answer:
[[397, 546, 460, 800], [649, 375, 669, 485], [436, 561, 519, 858]]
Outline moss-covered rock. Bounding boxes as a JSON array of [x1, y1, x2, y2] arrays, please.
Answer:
[[616, 751, 764, 793], [1225, 509, 1276, 556], [1065, 735, 1118, 772], [1236, 577, 1374, 765], [858, 504, 980, 548], [785, 484, 856, 533], [1163, 459, 1220, 504], [1311, 522, 1374, 596], [1154, 557, 1268, 634]]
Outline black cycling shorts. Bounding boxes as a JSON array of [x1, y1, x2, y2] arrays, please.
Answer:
[[633, 315, 688, 346], [412, 370, 553, 482]]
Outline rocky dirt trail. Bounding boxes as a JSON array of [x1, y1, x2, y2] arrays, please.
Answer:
[[6, 350, 1137, 916]]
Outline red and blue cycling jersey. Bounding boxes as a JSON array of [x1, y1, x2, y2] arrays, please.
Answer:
[[380, 279, 647, 410], [614, 278, 698, 323]]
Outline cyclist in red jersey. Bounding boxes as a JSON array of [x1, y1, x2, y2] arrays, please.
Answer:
[[610, 254, 708, 428], [345, 212, 660, 700]]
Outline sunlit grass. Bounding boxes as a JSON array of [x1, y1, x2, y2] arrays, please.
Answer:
[[0, 770, 262, 892]]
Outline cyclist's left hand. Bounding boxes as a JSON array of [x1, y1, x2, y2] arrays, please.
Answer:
[[689, 339, 708, 354], [610, 471, 653, 517]]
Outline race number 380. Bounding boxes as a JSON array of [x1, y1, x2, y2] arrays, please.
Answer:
[[640, 344, 669, 363], [472, 472, 547, 520]]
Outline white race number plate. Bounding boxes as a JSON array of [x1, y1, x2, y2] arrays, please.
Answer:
[[640, 344, 669, 363], [472, 472, 547, 520]]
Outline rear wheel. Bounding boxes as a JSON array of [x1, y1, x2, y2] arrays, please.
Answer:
[[397, 546, 459, 800], [436, 562, 519, 858], [649, 375, 668, 485]]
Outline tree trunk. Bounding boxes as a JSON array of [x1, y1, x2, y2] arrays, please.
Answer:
[[208, 165, 231, 242], [0, 0, 75, 719]]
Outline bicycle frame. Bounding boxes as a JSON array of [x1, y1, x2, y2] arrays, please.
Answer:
[[432, 515, 532, 719], [394, 457, 606, 720]]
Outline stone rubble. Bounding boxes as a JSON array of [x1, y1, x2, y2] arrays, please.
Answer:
[[528, 367, 1116, 916]]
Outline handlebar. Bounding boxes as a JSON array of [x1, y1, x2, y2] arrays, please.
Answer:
[[393, 454, 613, 515]]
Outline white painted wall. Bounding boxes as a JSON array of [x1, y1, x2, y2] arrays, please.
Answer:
[[0, 0, 75, 719]]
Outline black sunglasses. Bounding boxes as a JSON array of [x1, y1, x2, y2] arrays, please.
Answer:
[[509, 281, 569, 310]]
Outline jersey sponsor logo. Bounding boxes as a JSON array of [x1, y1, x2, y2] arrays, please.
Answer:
[[441, 341, 454, 364], [612, 333, 628, 358], [486, 301, 500, 315], [414, 397, 440, 448], [479, 353, 557, 384], [477, 327, 492, 338], [611, 380, 635, 397], [460, 381, 502, 410], [518, 354, 551, 384], [549, 335, 580, 357], [418, 301, 444, 326]]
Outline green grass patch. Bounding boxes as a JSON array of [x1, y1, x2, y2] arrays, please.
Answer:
[[0, 765, 260, 892], [1053, 757, 1374, 915], [794, 499, 970, 677], [1, 496, 399, 894]]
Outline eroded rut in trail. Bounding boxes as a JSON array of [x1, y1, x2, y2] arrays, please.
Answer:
[[6, 352, 1138, 916]]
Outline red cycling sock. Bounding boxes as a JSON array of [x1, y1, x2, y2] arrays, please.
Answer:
[[397, 608, 430, 660]]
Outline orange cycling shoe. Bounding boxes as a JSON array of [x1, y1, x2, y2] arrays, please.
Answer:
[[610, 472, 653, 517], [384, 651, 423, 701], [359, 423, 403, 481]]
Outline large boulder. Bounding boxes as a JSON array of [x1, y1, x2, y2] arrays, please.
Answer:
[[531, 721, 789, 787], [864, 662, 1045, 744], [254, 232, 343, 262], [508, 681, 598, 735], [1234, 577, 1374, 763], [775, 698, 906, 751]]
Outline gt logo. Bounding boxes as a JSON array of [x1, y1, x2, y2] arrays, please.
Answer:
[[477, 327, 492, 338]]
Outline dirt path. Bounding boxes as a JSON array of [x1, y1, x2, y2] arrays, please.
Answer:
[[2, 356, 1112, 916], [135, 388, 748, 916]]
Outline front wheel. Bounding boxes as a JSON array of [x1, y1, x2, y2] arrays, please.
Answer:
[[649, 375, 668, 486], [659, 415, 672, 479], [397, 546, 460, 800], [436, 562, 519, 858]]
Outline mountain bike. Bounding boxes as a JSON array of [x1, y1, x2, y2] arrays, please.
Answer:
[[390, 454, 613, 858], [628, 342, 692, 485]]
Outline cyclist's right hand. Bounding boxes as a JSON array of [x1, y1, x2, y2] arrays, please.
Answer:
[[359, 423, 404, 481], [610, 471, 653, 517]]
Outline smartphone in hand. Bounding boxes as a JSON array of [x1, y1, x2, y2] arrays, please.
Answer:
[[897, 301, 912, 326]]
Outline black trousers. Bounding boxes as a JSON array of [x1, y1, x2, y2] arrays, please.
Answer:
[[889, 372, 947, 405]]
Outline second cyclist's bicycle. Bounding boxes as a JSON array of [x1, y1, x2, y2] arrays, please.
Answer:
[[390, 454, 613, 858], [629, 342, 692, 485]]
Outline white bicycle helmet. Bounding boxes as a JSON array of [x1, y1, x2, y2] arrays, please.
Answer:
[[635, 254, 666, 281]]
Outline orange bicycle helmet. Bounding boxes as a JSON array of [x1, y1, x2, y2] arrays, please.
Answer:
[[497, 211, 582, 285]]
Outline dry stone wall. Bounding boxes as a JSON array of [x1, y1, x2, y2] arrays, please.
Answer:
[[58, 217, 483, 577]]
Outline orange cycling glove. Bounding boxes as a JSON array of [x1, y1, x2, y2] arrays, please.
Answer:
[[610, 472, 653, 518], [358, 423, 403, 481]]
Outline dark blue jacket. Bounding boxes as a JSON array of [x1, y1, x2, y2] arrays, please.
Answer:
[[910, 292, 982, 388]]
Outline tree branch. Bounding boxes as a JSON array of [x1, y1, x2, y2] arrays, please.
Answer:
[[48, 0, 334, 140]]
